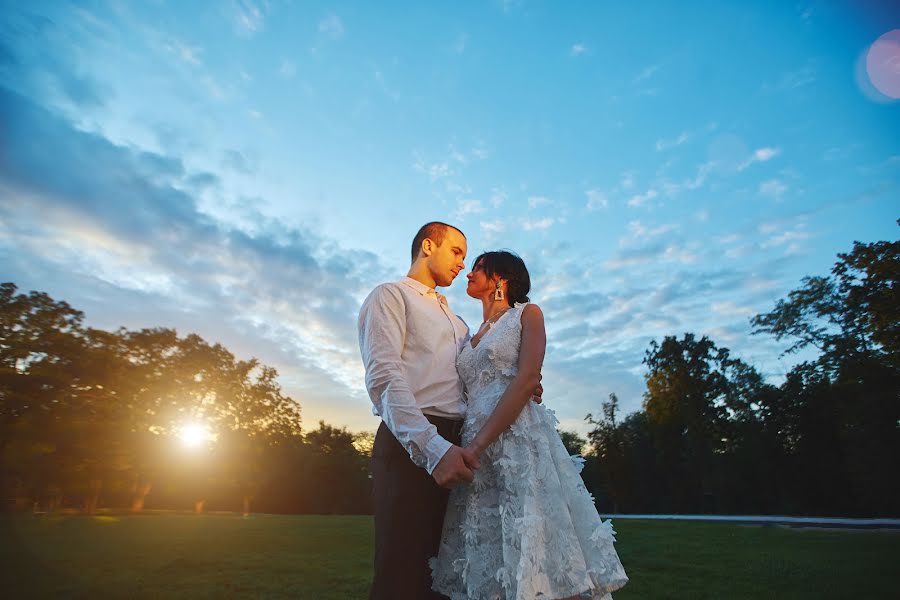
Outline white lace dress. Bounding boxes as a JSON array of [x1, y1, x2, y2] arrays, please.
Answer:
[[431, 303, 628, 600]]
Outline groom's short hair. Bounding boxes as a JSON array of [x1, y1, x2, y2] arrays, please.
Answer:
[[411, 222, 465, 262]]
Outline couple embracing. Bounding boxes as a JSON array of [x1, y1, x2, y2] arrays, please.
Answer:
[[358, 222, 628, 600]]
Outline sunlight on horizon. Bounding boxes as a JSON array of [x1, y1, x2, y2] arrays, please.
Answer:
[[178, 423, 216, 448]]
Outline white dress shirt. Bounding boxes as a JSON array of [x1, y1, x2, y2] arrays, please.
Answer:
[[358, 277, 469, 473]]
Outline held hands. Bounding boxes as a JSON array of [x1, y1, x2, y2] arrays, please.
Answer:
[[432, 445, 481, 489], [531, 377, 544, 404]]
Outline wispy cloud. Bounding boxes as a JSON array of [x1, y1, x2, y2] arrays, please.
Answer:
[[166, 39, 203, 66], [415, 160, 451, 180], [454, 199, 485, 220], [374, 69, 401, 101], [318, 14, 345, 39], [625, 220, 679, 241], [585, 189, 608, 210], [763, 66, 816, 92], [233, 0, 267, 37], [632, 64, 660, 84], [655, 131, 689, 151], [570, 43, 588, 57], [759, 179, 788, 200], [522, 217, 554, 231], [627, 189, 658, 207], [222, 149, 257, 175], [480, 220, 506, 234], [490, 188, 507, 208], [528, 195, 550, 209], [739, 147, 780, 170]]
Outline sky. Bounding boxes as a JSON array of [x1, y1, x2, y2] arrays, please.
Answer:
[[1, 1, 898, 437]]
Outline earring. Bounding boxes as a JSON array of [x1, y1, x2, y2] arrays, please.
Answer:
[[494, 281, 505, 301]]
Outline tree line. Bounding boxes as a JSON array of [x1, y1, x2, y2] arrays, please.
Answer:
[[0, 284, 371, 515], [573, 229, 898, 517]]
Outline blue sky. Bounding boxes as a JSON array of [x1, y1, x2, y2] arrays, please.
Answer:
[[1, 1, 898, 436]]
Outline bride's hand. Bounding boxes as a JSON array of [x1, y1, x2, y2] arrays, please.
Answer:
[[461, 444, 482, 470]]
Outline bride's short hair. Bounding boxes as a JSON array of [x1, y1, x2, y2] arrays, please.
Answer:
[[474, 250, 530, 306]]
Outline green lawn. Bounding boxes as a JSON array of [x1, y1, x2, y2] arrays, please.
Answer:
[[1, 513, 898, 598]]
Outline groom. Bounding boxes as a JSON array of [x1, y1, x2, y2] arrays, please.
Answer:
[[358, 221, 478, 600]]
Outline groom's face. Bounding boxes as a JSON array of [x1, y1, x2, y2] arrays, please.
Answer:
[[428, 228, 467, 288]]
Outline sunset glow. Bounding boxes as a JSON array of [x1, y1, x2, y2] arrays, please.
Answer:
[[178, 423, 214, 448]]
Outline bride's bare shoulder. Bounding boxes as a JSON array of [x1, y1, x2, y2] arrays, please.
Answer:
[[520, 303, 544, 323]]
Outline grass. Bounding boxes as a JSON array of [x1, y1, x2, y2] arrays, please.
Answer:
[[1, 513, 898, 598]]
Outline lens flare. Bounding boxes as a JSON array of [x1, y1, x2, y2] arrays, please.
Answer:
[[866, 30, 900, 100]]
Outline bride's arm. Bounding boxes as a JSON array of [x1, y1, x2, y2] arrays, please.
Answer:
[[467, 304, 546, 459]]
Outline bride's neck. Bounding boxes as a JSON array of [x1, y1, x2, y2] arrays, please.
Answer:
[[480, 297, 509, 322]]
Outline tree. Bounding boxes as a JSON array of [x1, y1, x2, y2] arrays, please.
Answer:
[[302, 421, 372, 514], [557, 430, 586, 456], [586, 394, 628, 512], [753, 228, 900, 516], [751, 229, 900, 373]]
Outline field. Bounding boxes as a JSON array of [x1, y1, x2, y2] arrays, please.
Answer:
[[2, 513, 898, 598]]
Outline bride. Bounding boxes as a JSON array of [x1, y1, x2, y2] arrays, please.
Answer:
[[431, 251, 628, 600]]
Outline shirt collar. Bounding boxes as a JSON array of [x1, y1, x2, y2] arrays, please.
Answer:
[[398, 277, 449, 306], [398, 276, 433, 296]]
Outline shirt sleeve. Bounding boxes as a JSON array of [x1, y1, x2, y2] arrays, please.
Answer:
[[358, 284, 452, 474]]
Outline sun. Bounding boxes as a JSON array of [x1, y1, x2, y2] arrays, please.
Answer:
[[178, 423, 213, 448]]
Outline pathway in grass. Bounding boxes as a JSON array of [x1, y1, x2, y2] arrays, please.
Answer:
[[2, 514, 897, 598]]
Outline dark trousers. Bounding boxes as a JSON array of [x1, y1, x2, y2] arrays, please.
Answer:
[[369, 416, 463, 600]]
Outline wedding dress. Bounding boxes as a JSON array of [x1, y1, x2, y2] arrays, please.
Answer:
[[431, 302, 628, 600]]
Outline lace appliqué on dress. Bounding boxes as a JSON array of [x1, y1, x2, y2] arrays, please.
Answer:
[[431, 303, 628, 600]]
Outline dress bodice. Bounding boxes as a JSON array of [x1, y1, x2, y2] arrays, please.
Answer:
[[456, 303, 527, 430]]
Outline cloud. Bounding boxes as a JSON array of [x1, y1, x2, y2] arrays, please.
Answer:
[[490, 188, 507, 207], [585, 189, 608, 210], [570, 44, 588, 57], [528, 195, 550, 209], [413, 154, 452, 180], [166, 39, 203, 66], [0, 86, 388, 429], [763, 66, 816, 92], [655, 131, 689, 151], [233, 0, 267, 36], [624, 220, 678, 242], [318, 14, 345, 39], [739, 147, 780, 171], [632, 64, 660, 84], [761, 223, 810, 250], [759, 179, 788, 199], [454, 199, 485, 220], [480, 220, 506, 234], [627, 189, 658, 207], [222, 149, 257, 175], [522, 217, 554, 231], [374, 69, 401, 102]]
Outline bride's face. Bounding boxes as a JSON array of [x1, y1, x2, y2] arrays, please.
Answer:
[[465, 260, 495, 299]]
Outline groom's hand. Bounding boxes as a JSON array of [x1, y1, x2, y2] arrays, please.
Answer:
[[432, 445, 475, 488], [531, 378, 544, 404]]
